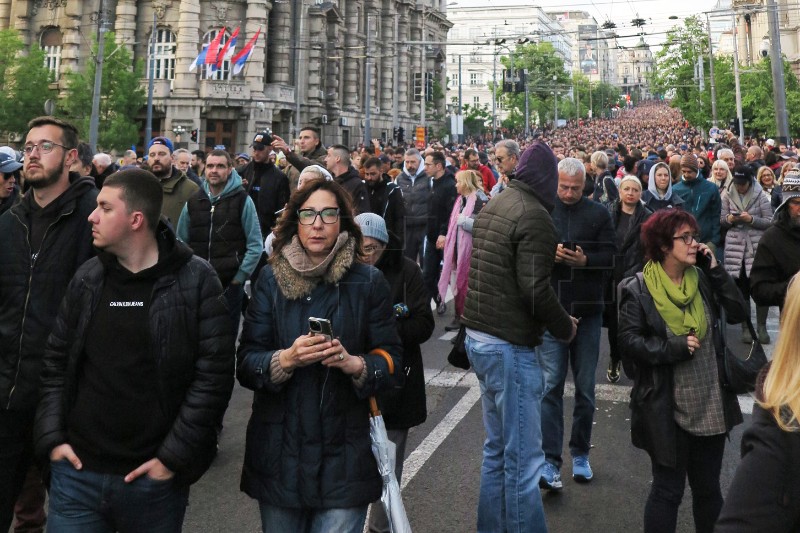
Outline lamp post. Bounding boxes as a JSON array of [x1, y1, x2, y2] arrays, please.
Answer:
[[172, 125, 186, 143], [552, 74, 558, 128]]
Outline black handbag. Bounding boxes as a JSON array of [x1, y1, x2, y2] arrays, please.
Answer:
[[721, 318, 768, 394], [447, 325, 470, 370]]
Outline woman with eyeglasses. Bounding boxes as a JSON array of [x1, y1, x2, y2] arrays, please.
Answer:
[[437, 169, 488, 332], [618, 208, 747, 533], [237, 178, 403, 533]]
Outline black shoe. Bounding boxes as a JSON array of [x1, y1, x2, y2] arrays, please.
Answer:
[[436, 301, 447, 316], [445, 317, 461, 331], [606, 359, 621, 383]]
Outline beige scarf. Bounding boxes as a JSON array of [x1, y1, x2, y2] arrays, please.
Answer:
[[272, 232, 355, 300]]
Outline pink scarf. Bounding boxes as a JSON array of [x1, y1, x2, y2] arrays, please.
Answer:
[[438, 193, 478, 306]]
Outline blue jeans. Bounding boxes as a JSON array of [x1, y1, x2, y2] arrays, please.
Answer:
[[466, 335, 548, 533], [259, 503, 368, 533], [47, 460, 189, 533], [539, 312, 602, 469]]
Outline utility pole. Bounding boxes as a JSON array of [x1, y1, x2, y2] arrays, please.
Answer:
[[705, 13, 718, 126], [391, 14, 399, 134], [420, 34, 426, 140], [294, 0, 306, 140], [145, 12, 156, 148], [524, 73, 529, 137], [491, 47, 497, 131], [767, 0, 790, 143], [89, 0, 108, 152]]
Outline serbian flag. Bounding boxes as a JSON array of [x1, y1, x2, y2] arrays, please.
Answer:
[[188, 44, 209, 71], [216, 26, 240, 70], [204, 27, 226, 66], [231, 27, 261, 76]]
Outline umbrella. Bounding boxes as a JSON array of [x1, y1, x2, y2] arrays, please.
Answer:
[[368, 348, 412, 533]]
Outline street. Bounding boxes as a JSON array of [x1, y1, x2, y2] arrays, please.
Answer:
[[182, 303, 777, 533]]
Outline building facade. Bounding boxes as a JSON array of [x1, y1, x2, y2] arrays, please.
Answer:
[[617, 37, 653, 102], [445, 1, 571, 126], [2, 0, 451, 153], [549, 11, 618, 87]]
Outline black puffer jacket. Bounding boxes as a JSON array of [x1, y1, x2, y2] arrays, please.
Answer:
[[750, 213, 800, 310], [0, 174, 97, 412], [461, 180, 573, 347], [334, 166, 370, 215], [33, 224, 235, 485], [610, 200, 652, 281], [618, 265, 747, 468], [376, 247, 434, 429], [237, 246, 403, 509], [238, 161, 290, 236], [368, 175, 406, 251], [426, 174, 458, 242]]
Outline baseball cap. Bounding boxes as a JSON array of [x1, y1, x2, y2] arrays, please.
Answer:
[[147, 136, 173, 153], [0, 151, 22, 174], [252, 131, 272, 149]]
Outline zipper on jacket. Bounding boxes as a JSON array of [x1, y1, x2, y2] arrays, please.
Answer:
[[7, 207, 74, 409], [208, 204, 215, 260]]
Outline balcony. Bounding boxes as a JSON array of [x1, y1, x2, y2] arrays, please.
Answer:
[[263, 83, 296, 106]]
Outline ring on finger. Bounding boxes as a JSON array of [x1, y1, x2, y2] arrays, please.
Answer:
[[338, 353, 344, 361]]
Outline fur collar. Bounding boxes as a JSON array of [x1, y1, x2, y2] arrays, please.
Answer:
[[272, 235, 356, 300]]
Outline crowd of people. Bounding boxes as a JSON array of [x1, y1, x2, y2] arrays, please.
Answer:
[[1, 102, 800, 533]]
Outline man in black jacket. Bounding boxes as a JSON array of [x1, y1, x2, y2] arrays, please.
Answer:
[[362, 156, 405, 251], [0, 116, 98, 531], [539, 157, 616, 492], [325, 144, 370, 214], [238, 131, 290, 237], [423, 151, 457, 314], [34, 169, 234, 531]]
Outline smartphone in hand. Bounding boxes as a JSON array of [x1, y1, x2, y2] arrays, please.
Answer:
[[309, 317, 333, 342]]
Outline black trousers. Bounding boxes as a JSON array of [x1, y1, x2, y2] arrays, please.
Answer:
[[403, 225, 427, 266], [644, 425, 726, 533], [422, 237, 443, 302], [0, 409, 36, 532]]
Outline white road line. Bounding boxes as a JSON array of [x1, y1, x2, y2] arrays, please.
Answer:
[[401, 385, 482, 491]]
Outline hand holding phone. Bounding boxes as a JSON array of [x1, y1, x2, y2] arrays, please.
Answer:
[[309, 317, 333, 342]]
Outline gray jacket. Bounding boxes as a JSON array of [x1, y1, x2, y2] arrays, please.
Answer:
[[396, 170, 430, 227], [720, 181, 773, 278]]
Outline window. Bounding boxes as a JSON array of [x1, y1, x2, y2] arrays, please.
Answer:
[[40, 28, 62, 80], [149, 28, 176, 80], [473, 96, 480, 105], [200, 29, 232, 81], [450, 73, 459, 87], [469, 72, 482, 86]]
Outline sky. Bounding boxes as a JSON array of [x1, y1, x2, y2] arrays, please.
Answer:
[[446, 0, 728, 50]]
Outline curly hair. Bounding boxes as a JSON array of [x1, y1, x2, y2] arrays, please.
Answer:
[[640, 208, 699, 263], [269, 178, 366, 262]]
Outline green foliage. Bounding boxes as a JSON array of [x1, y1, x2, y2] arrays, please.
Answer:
[[60, 31, 146, 151], [653, 15, 800, 137], [0, 29, 54, 139], [460, 103, 492, 135]]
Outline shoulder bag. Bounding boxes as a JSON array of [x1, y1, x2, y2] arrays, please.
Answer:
[[721, 317, 768, 395]]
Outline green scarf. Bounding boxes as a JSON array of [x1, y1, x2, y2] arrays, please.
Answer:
[[642, 260, 707, 340]]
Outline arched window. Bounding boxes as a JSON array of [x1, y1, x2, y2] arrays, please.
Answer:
[[149, 28, 176, 80], [200, 29, 231, 81], [40, 27, 62, 79]]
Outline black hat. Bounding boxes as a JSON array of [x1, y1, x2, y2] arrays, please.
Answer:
[[251, 131, 271, 149], [732, 165, 755, 184]]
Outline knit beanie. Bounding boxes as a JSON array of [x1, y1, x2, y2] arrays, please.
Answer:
[[354, 212, 389, 244], [680, 153, 698, 170], [777, 168, 800, 212]]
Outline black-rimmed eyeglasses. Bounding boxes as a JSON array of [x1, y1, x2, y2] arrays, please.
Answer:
[[297, 207, 340, 225], [673, 233, 699, 245]]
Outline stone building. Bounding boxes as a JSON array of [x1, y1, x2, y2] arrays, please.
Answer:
[[617, 37, 653, 102], [2, 0, 451, 153]]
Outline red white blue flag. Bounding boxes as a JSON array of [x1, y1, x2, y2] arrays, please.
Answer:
[[231, 27, 261, 76]]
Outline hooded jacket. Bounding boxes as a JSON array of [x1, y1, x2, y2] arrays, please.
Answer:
[[750, 209, 800, 309], [34, 223, 235, 485], [396, 161, 430, 227], [641, 162, 685, 211], [0, 174, 97, 412], [461, 142, 573, 347], [334, 165, 371, 215], [176, 169, 264, 286], [720, 179, 773, 279], [367, 174, 406, 250], [159, 166, 199, 227], [672, 175, 722, 246]]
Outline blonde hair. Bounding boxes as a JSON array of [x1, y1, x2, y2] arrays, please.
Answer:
[[711, 159, 732, 182], [761, 274, 800, 431], [779, 161, 795, 184], [757, 165, 775, 186], [455, 169, 483, 196]]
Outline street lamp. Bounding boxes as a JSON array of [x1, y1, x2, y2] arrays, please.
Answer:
[[552, 75, 558, 128], [172, 125, 186, 143]]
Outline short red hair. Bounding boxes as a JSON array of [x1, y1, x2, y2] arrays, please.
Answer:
[[640, 209, 699, 263]]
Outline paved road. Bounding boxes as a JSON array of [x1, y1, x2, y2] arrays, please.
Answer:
[[181, 303, 778, 533]]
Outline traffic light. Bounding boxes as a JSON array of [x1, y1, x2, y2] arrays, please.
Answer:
[[190, 129, 198, 142], [397, 127, 405, 143], [393, 127, 399, 140]]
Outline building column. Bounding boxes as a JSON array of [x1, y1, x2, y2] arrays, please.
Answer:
[[61, 0, 85, 76], [244, 0, 269, 99], [0, 0, 11, 30], [397, 10, 409, 117], [113, 0, 137, 47], [342, 4, 361, 110], [409, 18, 422, 119], [12, 0, 33, 46], [267, 0, 291, 84], [379, 9, 394, 116], [306, 13, 325, 106], [172, 0, 201, 96]]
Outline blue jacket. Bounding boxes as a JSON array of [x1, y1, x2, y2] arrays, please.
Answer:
[[672, 177, 721, 246], [237, 250, 403, 509], [550, 196, 617, 317]]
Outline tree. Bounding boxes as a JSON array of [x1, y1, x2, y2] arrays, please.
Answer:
[[0, 29, 55, 141], [60, 31, 146, 151], [459, 103, 492, 136]]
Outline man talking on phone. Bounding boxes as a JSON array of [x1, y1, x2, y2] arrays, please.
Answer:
[[538, 157, 616, 492]]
